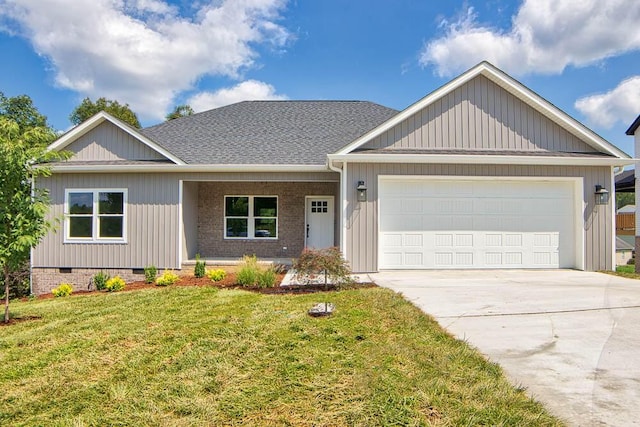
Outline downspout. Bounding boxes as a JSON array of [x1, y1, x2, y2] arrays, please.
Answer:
[[611, 165, 626, 270], [327, 158, 346, 256], [29, 174, 35, 295]]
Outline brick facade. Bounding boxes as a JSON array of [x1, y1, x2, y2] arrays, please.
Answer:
[[198, 181, 339, 259], [32, 268, 145, 295]]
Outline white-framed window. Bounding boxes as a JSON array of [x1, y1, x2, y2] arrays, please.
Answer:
[[64, 189, 127, 243], [224, 196, 278, 239]]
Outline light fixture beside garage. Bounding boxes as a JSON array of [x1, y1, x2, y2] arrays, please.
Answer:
[[356, 180, 367, 202], [594, 185, 610, 205]]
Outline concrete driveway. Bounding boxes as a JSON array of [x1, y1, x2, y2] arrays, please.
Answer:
[[371, 270, 640, 426]]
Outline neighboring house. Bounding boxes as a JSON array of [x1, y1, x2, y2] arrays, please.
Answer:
[[626, 115, 640, 272], [32, 62, 632, 294], [616, 236, 634, 266], [617, 204, 636, 214]]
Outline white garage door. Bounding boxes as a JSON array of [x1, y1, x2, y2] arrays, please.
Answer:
[[379, 178, 578, 269]]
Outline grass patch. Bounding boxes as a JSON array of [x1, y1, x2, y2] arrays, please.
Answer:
[[0, 286, 563, 426], [600, 266, 640, 280]]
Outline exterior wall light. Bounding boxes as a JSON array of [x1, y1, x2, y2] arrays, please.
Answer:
[[594, 185, 610, 205], [356, 180, 367, 202]]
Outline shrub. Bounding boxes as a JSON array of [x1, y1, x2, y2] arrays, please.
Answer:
[[207, 268, 226, 282], [156, 270, 180, 286], [144, 265, 157, 284], [93, 271, 110, 291], [293, 247, 354, 287], [237, 255, 260, 286], [194, 254, 206, 278], [105, 276, 126, 292], [256, 267, 277, 288], [52, 283, 73, 297], [0, 261, 29, 299]]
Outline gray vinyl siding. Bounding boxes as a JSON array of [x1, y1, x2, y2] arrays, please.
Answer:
[[33, 171, 340, 269], [361, 75, 596, 153], [34, 173, 180, 269], [66, 122, 167, 161], [182, 181, 199, 261], [345, 163, 613, 273]]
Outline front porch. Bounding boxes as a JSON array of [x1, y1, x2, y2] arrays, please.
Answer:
[[180, 180, 339, 264]]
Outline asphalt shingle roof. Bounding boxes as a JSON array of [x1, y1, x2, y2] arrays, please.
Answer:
[[140, 101, 399, 165]]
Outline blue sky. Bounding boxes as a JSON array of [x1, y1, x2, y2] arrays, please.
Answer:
[[1, 0, 639, 154]]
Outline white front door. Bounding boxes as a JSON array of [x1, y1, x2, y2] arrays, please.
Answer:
[[305, 196, 335, 249]]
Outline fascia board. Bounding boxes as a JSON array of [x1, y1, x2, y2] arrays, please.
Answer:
[[327, 153, 635, 167], [49, 164, 332, 173]]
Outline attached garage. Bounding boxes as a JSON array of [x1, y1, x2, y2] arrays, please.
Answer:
[[378, 177, 582, 270]]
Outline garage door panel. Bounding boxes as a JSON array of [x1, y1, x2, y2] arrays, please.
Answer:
[[379, 179, 576, 269]]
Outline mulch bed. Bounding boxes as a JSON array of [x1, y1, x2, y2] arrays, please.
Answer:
[[22, 272, 376, 301]]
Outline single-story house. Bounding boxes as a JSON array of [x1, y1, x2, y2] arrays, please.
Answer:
[[32, 62, 632, 294]]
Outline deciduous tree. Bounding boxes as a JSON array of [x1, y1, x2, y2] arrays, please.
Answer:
[[0, 118, 68, 322], [70, 97, 141, 128], [166, 104, 194, 121]]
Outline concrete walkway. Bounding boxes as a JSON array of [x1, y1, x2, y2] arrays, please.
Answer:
[[371, 270, 640, 426]]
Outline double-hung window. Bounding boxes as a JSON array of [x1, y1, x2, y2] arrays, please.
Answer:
[[225, 196, 277, 239], [65, 189, 127, 242]]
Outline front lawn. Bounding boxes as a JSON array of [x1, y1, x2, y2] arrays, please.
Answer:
[[0, 286, 562, 426]]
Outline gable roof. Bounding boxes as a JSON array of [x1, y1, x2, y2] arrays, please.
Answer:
[[334, 62, 630, 159], [626, 114, 640, 135], [140, 101, 398, 165], [48, 111, 185, 165]]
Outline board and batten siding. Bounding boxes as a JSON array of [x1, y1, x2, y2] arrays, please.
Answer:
[[361, 75, 596, 153], [66, 121, 167, 161], [345, 163, 613, 273], [34, 173, 180, 269], [34, 170, 341, 269]]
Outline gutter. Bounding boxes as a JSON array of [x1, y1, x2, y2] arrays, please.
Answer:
[[327, 153, 635, 167], [49, 164, 333, 173]]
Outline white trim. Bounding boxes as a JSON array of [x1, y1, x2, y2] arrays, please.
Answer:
[[47, 111, 185, 165], [334, 62, 631, 160], [328, 153, 634, 167], [342, 162, 348, 255], [178, 180, 183, 267], [304, 195, 336, 248], [49, 164, 332, 173], [223, 195, 279, 240], [610, 167, 617, 269], [64, 188, 128, 244], [377, 175, 585, 271]]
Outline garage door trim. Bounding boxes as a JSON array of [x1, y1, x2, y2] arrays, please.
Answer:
[[377, 175, 584, 270]]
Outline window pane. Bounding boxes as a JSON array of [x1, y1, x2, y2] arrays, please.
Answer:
[[254, 197, 277, 217], [99, 216, 123, 238], [254, 218, 276, 238], [99, 192, 123, 214], [69, 193, 93, 214], [226, 218, 248, 237], [69, 217, 92, 237], [225, 197, 248, 216]]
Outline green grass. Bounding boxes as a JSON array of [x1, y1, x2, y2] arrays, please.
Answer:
[[600, 265, 640, 279], [0, 286, 563, 426]]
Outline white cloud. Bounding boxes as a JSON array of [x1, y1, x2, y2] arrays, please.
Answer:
[[574, 76, 640, 128], [0, 0, 290, 121], [421, 0, 640, 76], [188, 80, 287, 112]]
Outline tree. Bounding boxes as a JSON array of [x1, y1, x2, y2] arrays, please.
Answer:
[[616, 192, 634, 210], [0, 92, 52, 140], [0, 118, 68, 323], [166, 104, 194, 121], [70, 97, 141, 128]]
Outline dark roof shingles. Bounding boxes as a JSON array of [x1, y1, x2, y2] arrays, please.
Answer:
[[140, 101, 399, 165]]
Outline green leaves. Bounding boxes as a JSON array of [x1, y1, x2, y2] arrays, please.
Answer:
[[69, 97, 141, 128]]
